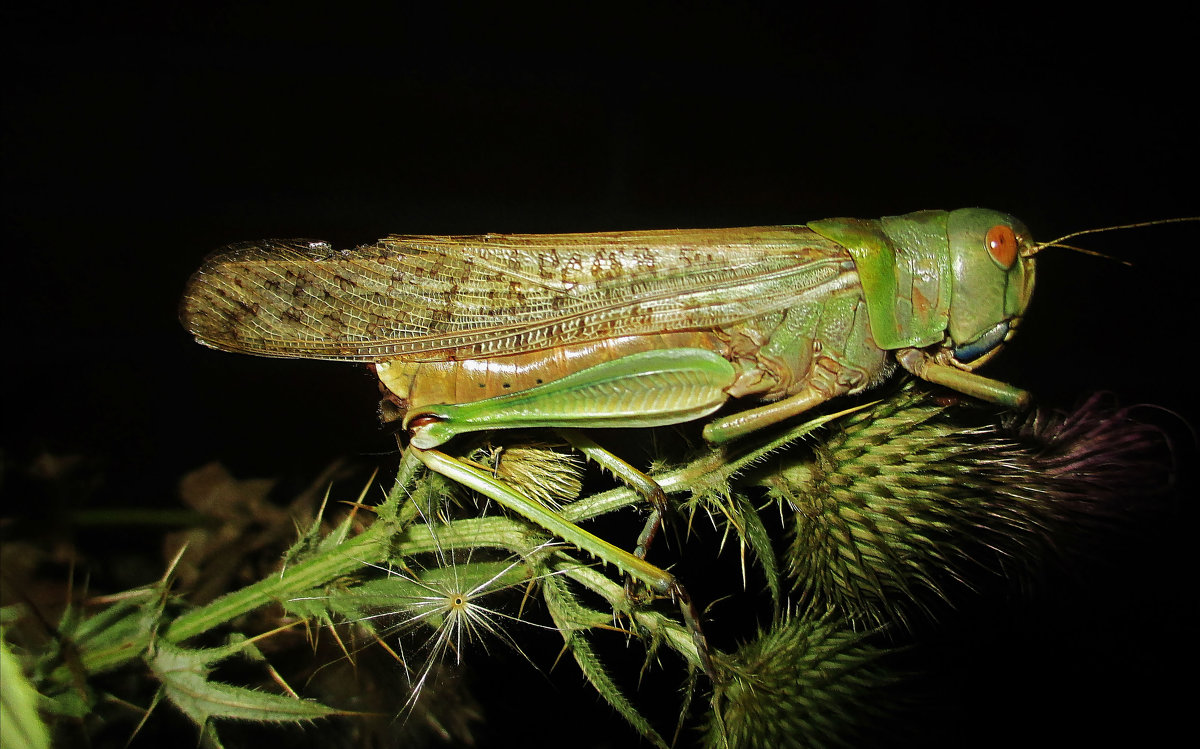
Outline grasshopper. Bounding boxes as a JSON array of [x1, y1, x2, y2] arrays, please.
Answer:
[[180, 208, 1041, 675]]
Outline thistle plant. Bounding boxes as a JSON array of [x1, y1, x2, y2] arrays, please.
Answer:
[[0, 382, 1174, 747], [767, 387, 1170, 629]]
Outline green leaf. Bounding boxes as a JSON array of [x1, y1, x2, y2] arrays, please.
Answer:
[[1, 632, 51, 749], [149, 641, 339, 726], [53, 593, 159, 676], [735, 493, 782, 610], [40, 688, 91, 719], [541, 575, 667, 749], [200, 720, 226, 749]]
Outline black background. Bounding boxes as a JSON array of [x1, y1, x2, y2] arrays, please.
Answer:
[[3, 2, 1196, 747]]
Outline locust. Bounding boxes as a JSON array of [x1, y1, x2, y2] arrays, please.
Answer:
[[180, 207, 1044, 676]]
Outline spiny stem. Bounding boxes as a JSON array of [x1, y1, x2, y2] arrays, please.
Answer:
[[164, 510, 393, 643], [165, 459, 423, 644]]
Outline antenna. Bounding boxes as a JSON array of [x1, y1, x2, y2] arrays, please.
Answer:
[[1023, 216, 1199, 262]]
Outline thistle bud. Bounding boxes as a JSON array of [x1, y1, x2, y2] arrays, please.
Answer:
[[764, 386, 1169, 626], [704, 613, 896, 748], [468, 441, 584, 510]]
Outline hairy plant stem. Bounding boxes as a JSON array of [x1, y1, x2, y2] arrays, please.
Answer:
[[164, 450, 424, 644]]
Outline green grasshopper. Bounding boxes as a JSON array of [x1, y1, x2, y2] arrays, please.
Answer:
[[180, 207, 1042, 675]]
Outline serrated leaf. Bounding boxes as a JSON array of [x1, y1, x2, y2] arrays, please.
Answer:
[[541, 575, 667, 749], [734, 493, 782, 610], [540, 563, 615, 631], [59, 594, 158, 674], [150, 641, 338, 726]]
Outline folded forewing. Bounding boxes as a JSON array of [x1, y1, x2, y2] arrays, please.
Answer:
[[180, 226, 854, 361]]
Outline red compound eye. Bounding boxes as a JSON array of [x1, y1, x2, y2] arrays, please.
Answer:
[[985, 224, 1018, 268]]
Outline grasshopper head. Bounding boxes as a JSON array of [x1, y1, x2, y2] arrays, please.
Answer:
[[945, 208, 1036, 369]]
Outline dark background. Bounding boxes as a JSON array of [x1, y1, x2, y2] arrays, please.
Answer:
[[3, 2, 1196, 747]]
